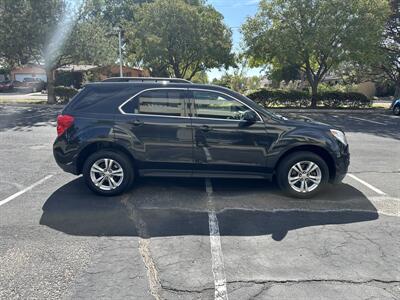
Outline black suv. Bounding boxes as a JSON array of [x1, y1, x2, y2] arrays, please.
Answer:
[[53, 79, 349, 198]]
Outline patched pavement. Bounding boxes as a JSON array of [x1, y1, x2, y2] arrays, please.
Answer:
[[0, 105, 399, 299]]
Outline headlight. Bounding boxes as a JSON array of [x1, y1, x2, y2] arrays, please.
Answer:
[[330, 129, 347, 146]]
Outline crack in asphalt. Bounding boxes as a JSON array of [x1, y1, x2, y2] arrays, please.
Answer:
[[156, 279, 400, 297], [226, 279, 400, 285], [161, 284, 215, 294], [120, 195, 162, 300]]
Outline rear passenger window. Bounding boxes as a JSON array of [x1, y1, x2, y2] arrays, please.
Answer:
[[69, 85, 135, 113], [132, 90, 187, 117]]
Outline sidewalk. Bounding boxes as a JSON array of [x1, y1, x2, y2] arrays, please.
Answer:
[[0, 92, 47, 104], [272, 108, 389, 114]]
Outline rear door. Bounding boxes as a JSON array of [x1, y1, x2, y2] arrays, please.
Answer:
[[189, 89, 269, 176], [116, 88, 193, 175]]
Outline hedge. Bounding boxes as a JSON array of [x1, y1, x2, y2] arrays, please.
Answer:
[[54, 86, 79, 104], [247, 89, 371, 108]]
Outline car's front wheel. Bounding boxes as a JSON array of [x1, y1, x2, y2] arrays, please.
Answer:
[[276, 151, 329, 198], [82, 150, 134, 196], [393, 105, 400, 116]]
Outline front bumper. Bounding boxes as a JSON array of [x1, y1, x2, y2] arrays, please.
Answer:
[[332, 145, 350, 184]]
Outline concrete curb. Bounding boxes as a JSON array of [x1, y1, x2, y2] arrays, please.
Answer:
[[271, 108, 389, 114]]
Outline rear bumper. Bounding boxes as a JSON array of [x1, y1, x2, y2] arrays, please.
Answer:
[[54, 158, 78, 174], [53, 138, 79, 175]]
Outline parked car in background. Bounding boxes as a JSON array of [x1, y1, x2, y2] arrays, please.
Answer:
[[22, 78, 46, 92], [390, 98, 400, 116], [11, 80, 24, 88], [53, 78, 350, 199], [0, 80, 14, 92]]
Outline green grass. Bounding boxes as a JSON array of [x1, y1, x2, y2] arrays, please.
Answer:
[[372, 102, 391, 109]]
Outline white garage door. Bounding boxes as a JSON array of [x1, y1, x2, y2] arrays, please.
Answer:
[[15, 74, 47, 82]]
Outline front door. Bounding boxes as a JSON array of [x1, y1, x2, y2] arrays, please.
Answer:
[[115, 88, 193, 174], [189, 90, 269, 176]]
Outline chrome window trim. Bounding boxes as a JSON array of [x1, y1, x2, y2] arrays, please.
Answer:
[[190, 89, 263, 123], [118, 87, 263, 123], [118, 87, 189, 117]]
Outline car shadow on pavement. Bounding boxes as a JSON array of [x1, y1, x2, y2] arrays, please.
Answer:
[[0, 105, 59, 132], [40, 177, 379, 241]]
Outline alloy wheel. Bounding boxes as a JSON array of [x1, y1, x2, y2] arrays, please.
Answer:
[[288, 161, 322, 193], [90, 158, 124, 191]]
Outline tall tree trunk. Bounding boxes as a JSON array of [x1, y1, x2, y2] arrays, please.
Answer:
[[46, 68, 55, 104], [394, 83, 400, 99], [310, 82, 318, 108], [172, 63, 182, 78]]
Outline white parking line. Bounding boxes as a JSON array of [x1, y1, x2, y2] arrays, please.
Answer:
[[348, 116, 386, 125], [0, 175, 53, 207], [347, 174, 387, 196], [378, 113, 398, 119], [205, 179, 228, 300]]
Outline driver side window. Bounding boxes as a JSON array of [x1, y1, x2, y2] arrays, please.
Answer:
[[192, 91, 255, 120]]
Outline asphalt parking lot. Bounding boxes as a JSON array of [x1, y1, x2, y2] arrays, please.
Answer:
[[0, 104, 399, 299]]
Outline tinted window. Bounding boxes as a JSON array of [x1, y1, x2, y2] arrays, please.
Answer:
[[69, 85, 135, 113], [193, 91, 257, 120], [132, 89, 187, 117]]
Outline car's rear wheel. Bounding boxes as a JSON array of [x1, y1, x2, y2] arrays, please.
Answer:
[[393, 105, 400, 116], [276, 151, 329, 198], [82, 150, 134, 196]]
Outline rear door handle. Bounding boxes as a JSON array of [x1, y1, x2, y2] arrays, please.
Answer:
[[200, 125, 212, 132], [132, 120, 144, 126]]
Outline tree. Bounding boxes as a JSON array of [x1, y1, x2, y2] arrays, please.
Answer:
[[268, 61, 301, 86], [212, 60, 261, 94], [0, 0, 117, 103], [212, 72, 261, 94], [125, 0, 234, 79], [242, 0, 389, 107], [375, 0, 400, 97], [0, 0, 40, 66], [191, 70, 209, 84]]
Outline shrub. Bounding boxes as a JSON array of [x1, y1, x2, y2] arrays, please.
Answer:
[[317, 91, 370, 108], [246, 89, 310, 108], [317, 83, 358, 93], [54, 86, 79, 104], [247, 89, 371, 108]]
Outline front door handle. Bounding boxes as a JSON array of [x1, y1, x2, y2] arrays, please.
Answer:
[[132, 120, 144, 126], [200, 125, 212, 132]]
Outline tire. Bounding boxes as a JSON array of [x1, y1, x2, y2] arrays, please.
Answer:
[[82, 150, 134, 196], [393, 105, 400, 116], [276, 151, 329, 199]]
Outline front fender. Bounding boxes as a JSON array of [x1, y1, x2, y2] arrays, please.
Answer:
[[266, 127, 339, 170]]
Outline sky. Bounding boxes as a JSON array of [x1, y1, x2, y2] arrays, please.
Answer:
[[206, 0, 263, 80]]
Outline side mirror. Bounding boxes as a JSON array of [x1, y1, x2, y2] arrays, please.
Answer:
[[242, 110, 258, 123]]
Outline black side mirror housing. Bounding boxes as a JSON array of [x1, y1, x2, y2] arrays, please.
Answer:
[[242, 110, 258, 123]]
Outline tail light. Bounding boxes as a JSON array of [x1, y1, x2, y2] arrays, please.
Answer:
[[57, 114, 74, 137]]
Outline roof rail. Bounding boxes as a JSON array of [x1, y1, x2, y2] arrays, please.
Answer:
[[102, 77, 192, 84]]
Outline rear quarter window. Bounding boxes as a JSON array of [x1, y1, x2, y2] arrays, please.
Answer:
[[67, 85, 136, 114]]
